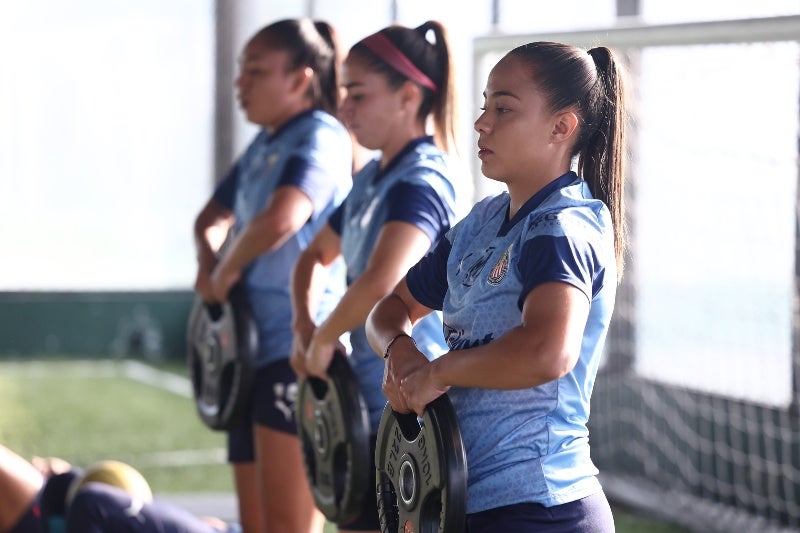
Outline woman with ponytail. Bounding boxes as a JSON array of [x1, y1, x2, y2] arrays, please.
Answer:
[[192, 18, 352, 533], [367, 41, 627, 532], [290, 21, 460, 533]]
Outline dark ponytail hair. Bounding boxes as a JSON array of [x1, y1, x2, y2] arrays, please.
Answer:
[[509, 42, 628, 278], [249, 19, 342, 116], [350, 21, 458, 152]]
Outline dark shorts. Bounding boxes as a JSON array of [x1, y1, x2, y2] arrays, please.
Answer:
[[465, 491, 615, 533], [7, 502, 43, 533], [227, 359, 299, 463], [337, 435, 380, 531]]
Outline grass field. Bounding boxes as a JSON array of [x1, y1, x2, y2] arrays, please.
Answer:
[[0, 357, 690, 532]]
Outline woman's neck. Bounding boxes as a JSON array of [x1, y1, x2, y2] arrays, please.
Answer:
[[379, 123, 427, 169], [506, 164, 571, 219]]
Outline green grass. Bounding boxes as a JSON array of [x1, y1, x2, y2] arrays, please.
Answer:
[[0, 358, 231, 493], [0, 357, 689, 532]]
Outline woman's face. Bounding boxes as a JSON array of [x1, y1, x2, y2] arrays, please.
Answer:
[[235, 41, 300, 129], [473, 54, 558, 184], [340, 56, 406, 151]]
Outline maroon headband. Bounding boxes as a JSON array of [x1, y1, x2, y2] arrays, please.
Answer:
[[359, 32, 438, 92]]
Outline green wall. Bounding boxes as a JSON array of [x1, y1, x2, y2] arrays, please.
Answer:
[[0, 291, 195, 360]]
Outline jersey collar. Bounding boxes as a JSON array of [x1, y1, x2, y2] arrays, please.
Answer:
[[265, 109, 317, 143], [498, 171, 579, 236], [372, 136, 435, 185]]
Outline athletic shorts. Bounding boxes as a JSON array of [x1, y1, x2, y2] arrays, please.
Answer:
[[465, 491, 614, 533], [337, 435, 380, 531], [7, 502, 43, 533], [227, 359, 299, 463]]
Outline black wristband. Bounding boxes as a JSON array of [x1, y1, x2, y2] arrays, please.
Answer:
[[383, 333, 415, 359]]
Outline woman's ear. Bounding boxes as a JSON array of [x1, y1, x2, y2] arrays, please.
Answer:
[[551, 109, 579, 144], [399, 80, 423, 112], [291, 66, 315, 96]]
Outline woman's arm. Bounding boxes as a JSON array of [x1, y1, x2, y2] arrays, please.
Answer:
[[211, 186, 314, 301], [193, 198, 234, 302], [290, 224, 343, 378], [302, 221, 433, 378], [366, 278, 437, 413], [392, 281, 590, 416], [0, 446, 44, 532]]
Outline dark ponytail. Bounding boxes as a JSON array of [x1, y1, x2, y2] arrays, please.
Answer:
[[249, 19, 342, 116], [509, 42, 628, 278], [350, 20, 459, 152], [414, 21, 458, 153], [581, 47, 626, 278], [311, 21, 343, 116]]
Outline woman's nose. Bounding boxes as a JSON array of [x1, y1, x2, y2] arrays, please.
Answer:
[[474, 111, 490, 133], [235, 72, 246, 91]]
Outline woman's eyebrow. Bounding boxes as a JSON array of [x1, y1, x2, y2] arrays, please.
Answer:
[[482, 89, 521, 100]]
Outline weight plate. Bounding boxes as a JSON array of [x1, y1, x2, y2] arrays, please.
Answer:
[[296, 351, 371, 524], [375, 394, 467, 533], [186, 286, 257, 430]]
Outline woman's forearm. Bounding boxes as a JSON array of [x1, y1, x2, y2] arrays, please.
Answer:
[[366, 292, 414, 358]]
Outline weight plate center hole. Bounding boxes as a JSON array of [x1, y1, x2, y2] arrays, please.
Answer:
[[313, 418, 329, 455], [399, 459, 416, 506]]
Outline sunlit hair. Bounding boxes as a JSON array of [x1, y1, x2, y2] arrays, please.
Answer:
[[349, 21, 458, 153], [509, 42, 628, 278], [249, 19, 342, 116]]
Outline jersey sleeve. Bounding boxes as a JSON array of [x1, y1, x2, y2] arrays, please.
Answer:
[[385, 180, 454, 244], [327, 202, 345, 236], [406, 235, 451, 311], [276, 155, 338, 216], [278, 124, 351, 217], [517, 231, 606, 310], [212, 164, 238, 210]]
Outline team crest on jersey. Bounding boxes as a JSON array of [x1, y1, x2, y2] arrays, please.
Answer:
[[457, 248, 495, 287], [266, 153, 280, 173], [487, 246, 511, 285]]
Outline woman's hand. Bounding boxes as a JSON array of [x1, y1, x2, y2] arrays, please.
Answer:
[[210, 266, 240, 302], [382, 344, 428, 414], [290, 321, 315, 379], [31, 456, 72, 477], [382, 338, 450, 416], [304, 335, 345, 380], [194, 272, 216, 303], [194, 257, 218, 303], [398, 360, 450, 417]]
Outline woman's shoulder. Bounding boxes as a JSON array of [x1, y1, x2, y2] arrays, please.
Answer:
[[408, 139, 449, 167], [284, 111, 352, 158], [308, 109, 347, 131], [454, 193, 508, 230], [540, 180, 610, 225], [524, 184, 611, 242], [280, 110, 349, 144], [395, 140, 460, 189], [473, 192, 509, 213]]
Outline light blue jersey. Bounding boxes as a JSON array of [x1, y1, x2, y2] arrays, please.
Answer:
[[407, 172, 616, 513], [333, 137, 457, 433], [214, 110, 352, 367]]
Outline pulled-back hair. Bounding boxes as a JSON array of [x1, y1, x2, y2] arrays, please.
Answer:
[[349, 21, 458, 152], [249, 19, 342, 116], [510, 42, 628, 277]]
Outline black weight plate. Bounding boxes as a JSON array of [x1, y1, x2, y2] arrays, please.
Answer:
[[375, 394, 467, 533], [296, 351, 371, 524], [186, 285, 257, 430]]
